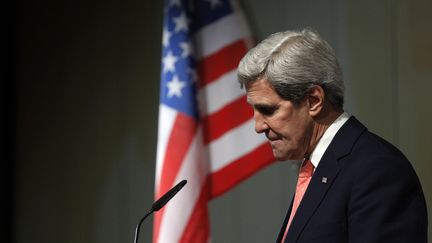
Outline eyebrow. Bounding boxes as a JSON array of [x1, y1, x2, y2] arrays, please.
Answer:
[[246, 97, 275, 108]]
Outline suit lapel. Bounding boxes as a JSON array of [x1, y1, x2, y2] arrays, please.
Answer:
[[284, 150, 341, 242], [283, 117, 367, 243]]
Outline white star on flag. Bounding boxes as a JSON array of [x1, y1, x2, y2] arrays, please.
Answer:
[[166, 75, 186, 98], [162, 51, 178, 73], [162, 28, 171, 47], [169, 0, 181, 7], [173, 12, 189, 33], [180, 42, 193, 58], [206, 0, 223, 8], [187, 67, 198, 82]]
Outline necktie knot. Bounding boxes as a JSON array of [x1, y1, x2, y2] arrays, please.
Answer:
[[299, 159, 314, 178]]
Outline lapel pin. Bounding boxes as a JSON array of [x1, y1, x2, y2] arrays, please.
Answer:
[[322, 177, 328, 184]]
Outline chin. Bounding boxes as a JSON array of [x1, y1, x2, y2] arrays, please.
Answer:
[[272, 151, 290, 161], [273, 150, 302, 161]]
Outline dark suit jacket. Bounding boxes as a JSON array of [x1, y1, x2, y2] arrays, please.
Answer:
[[277, 117, 428, 243]]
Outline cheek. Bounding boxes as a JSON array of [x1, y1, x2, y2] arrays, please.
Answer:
[[278, 113, 311, 142], [267, 118, 288, 136]]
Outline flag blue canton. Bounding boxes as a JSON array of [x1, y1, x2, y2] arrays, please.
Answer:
[[160, 0, 233, 118]]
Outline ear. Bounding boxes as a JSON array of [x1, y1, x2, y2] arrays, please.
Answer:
[[307, 85, 325, 117]]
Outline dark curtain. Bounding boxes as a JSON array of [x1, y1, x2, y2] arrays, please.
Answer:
[[1, 0, 17, 242]]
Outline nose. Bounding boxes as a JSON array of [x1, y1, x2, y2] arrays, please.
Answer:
[[253, 111, 269, 134]]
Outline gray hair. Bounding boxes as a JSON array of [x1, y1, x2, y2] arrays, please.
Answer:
[[237, 29, 344, 108]]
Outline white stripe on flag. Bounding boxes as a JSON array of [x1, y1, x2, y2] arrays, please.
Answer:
[[155, 104, 177, 190], [195, 12, 251, 59], [158, 129, 207, 243], [198, 70, 245, 116], [208, 118, 268, 172]]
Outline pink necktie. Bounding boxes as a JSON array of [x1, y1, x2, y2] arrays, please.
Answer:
[[281, 159, 314, 242]]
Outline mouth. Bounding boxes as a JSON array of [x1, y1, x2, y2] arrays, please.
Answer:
[[266, 134, 281, 142], [265, 130, 283, 143]]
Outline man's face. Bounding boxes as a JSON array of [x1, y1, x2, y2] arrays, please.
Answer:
[[246, 79, 313, 161]]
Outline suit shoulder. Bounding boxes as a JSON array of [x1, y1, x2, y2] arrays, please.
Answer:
[[357, 131, 405, 157], [342, 130, 423, 192]]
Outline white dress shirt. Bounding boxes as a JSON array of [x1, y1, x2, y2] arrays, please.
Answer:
[[309, 112, 351, 169]]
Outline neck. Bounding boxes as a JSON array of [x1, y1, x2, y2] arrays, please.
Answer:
[[306, 106, 343, 157]]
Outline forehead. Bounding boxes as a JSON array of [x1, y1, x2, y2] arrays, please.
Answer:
[[246, 79, 281, 104]]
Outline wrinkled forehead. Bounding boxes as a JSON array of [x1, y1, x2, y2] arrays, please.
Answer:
[[245, 78, 273, 92], [245, 79, 280, 104]]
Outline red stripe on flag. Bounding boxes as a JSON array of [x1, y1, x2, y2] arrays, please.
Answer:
[[209, 142, 274, 199], [180, 179, 210, 243], [153, 208, 163, 243], [197, 39, 248, 87], [202, 96, 252, 144], [154, 113, 197, 243], [157, 113, 197, 198]]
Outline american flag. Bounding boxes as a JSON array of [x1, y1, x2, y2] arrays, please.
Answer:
[[155, 0, 274, 242]]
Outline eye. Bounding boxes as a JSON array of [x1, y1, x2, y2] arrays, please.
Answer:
[[255, 105, 277, 116]]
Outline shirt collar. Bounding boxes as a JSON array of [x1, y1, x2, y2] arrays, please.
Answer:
[[309, 112, 351, 168]]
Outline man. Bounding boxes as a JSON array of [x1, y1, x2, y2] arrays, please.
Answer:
[[237, 29, 428, 243]]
